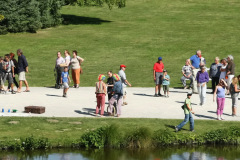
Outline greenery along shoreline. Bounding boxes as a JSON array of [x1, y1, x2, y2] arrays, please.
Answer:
[[0, 117, 240, 150]]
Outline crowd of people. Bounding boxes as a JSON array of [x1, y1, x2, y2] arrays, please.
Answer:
[[152, 50, 239, 132], [0, 49, 30, 94]]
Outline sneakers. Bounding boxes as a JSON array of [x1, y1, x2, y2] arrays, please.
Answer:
[[158, 93, 162, 96], [11, 90, 16, 94], [175, 126, 179, 132], [154, 94, 159, 97], [63, 93, 67, 98], [190, 130, 195, 132], [122, 102, 128, 106]]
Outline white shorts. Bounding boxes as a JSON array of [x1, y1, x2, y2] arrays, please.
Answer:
[[63, 82, 69, 89], [19, 71, 26, 81]]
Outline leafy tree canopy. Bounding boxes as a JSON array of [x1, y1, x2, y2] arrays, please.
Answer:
[[65, 0, 126, 9]]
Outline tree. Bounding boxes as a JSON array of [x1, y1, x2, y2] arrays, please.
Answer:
[[65, 0, 126, 9]]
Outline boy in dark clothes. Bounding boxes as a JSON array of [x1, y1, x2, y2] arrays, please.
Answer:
[[107, 71, 115, 100]]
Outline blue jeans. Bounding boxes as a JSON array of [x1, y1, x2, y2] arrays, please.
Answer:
[[177, 113, 194, 131]]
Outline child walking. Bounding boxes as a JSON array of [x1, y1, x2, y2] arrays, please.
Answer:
[[61, 67, 70, 97], [213, 79, 227, 120], [95, 74, 107, 117], [175, 93, 195, 132], [162, 69, 170, 97]]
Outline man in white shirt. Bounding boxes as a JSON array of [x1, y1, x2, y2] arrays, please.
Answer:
[[118, 64, 131, 105]]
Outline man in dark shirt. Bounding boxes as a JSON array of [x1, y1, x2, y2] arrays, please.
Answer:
[[17, 49, 30, 93], [107, 71, 114, 100]]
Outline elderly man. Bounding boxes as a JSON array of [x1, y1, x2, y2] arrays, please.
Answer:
[[209, 57, 222, 93], [118, 64, 131, 105], [17, 49, 30, 93], [181, 59, 193, 89], [190, 50, 202, 93]]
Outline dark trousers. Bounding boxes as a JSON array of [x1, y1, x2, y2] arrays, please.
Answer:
[[212, 77, 219, 92], [8, 76, 19, 89]]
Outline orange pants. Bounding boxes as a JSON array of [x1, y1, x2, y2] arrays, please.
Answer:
[[72, 68, 80, 85]]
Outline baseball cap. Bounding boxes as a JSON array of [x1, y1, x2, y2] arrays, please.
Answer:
[[158, 57, 162, 61], [120, 64, 126, 68], [163, 69, 167, 72]]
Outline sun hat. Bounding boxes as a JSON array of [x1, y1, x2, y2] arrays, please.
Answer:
[[112, 74, 120, 81], [98, 74, 106, 81]]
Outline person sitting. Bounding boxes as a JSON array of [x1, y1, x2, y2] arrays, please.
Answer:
[[181, 59, 193, 89]]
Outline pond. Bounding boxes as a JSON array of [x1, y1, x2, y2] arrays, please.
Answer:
[[0, 146, 240, 160]]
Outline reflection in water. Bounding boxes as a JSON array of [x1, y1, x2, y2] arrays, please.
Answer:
[[0, 146, 239, 160]]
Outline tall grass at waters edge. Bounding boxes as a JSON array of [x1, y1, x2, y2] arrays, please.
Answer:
[[0, 0, 240, 87], [0, 117, 240, 150]]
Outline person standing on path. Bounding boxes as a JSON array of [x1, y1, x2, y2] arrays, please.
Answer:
[[17, 49, 30, 93], [153, 57, 164, 96], [95, 74, 107, 117], [175, 93, 195, 132], [61, 66, 71, 97], [219, 58, 228, 83], [55, 51, 65, 89], [196, 66, 209, 106], [230, 77, 240, 117], [118, 64, 131, 105], [181, 59, 193, 89], [70, 50, 84, 88], [190, 50, 201, 93], [209, 57, 222, 94], [7, 53, 19, 91], [213, 79, 227, 120], [162, 69, 170, 97], [226, 55, 235, 94], [108, 74, 123, 117], [106, 71, 114, 101], [3, 54, 16, 94]]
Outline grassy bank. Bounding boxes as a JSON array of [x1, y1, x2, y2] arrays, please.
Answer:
[[0, 0, 240, 87], [0, 117, 240, 150]]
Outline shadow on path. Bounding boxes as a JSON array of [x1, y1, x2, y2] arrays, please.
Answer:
[[45, 94, 62, 97], [175, 101, 197, 106], [208, 110, 232, 116], [195, 114, 216, 120], [133, 93, 153, 97], [62, 14, 112, 25]]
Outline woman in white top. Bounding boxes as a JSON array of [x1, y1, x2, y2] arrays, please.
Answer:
[[70, 50, 84, 88], [219, 58, 227, 82], [64, 50, 71, 70]]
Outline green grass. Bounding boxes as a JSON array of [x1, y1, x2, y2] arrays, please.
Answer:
[[0, 0, 240, 87], [0, 117, 240, 147]]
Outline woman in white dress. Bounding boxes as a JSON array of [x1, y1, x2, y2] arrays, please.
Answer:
[[219, 58, 227, 82]]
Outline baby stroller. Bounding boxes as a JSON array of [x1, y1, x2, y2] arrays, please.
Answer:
[[54, 65, 64, 89]]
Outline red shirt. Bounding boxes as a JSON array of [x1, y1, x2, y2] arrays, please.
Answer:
[[153, 62, 164, 72]]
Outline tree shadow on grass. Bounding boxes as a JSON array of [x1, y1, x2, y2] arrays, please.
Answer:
[[62, 14, 112, 25]]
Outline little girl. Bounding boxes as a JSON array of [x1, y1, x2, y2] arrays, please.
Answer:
[[213, 79, 227, 120], [95, 74, 107, 117]]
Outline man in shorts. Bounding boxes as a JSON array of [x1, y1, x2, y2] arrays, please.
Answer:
[[17, 49, 30, 93], [118, 64, 131, 105], [3, 54, 16, 94], [61, 67, 70, 97], [153, 57, 164, 96]]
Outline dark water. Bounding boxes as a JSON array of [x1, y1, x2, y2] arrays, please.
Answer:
[[0, 146, 240, 160]]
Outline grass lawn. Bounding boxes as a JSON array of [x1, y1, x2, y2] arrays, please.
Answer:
[[0, 0, 240, 87], [1, 117, 240, 146]]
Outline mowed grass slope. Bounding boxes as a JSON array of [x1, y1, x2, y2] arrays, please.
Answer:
[[0, 0, 239, 87]]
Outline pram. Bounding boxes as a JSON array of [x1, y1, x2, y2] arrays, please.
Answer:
[[54, 65, 64, 89]]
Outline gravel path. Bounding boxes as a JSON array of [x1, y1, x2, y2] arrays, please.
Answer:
[[0, 87, 239, 121]]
